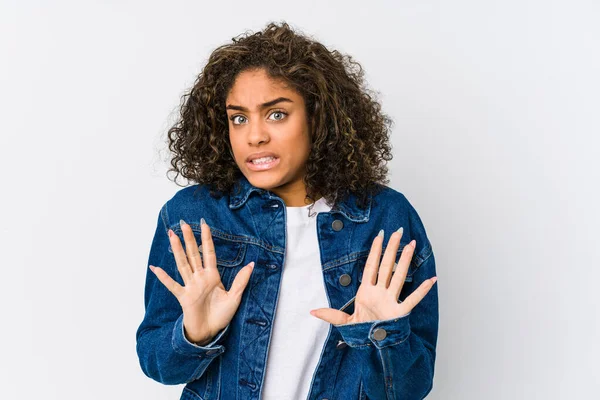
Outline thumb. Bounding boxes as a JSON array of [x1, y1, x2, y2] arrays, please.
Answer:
[[310, 308, 350, 325], [229, 262, 255, 297]]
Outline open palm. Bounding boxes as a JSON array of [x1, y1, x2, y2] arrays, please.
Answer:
[[310, 227, 437, 326], [149, 219, 255, 344]]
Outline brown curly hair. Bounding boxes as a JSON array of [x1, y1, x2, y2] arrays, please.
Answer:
[[165, 21, 394, 209]]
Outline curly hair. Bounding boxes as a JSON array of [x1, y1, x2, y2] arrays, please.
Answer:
[[165, 21, 394, 209]]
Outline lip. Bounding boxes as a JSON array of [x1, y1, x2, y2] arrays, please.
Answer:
[[246, 156, 280, 171], [246, 151, 280, 162]]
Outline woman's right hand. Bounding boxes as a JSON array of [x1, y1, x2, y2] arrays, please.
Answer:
[[149, 219, 255, 345]]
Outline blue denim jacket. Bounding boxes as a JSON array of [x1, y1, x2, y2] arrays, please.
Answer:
[[136, 175, 439, 400]]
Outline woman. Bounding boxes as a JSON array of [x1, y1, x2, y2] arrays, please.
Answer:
[[136, 21, 439, 400]]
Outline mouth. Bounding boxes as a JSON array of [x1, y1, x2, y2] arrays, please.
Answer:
[[246, 156, 280, 171]]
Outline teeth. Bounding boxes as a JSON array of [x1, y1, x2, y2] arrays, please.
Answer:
[[251, 156, 276, 164]]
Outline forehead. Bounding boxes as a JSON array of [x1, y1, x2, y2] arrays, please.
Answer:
[[226, 69, 299, 102]]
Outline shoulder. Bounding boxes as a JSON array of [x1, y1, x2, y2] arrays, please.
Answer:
[[159, 184, 218, 224], [161, 184, 203, 206], [371, 183, 418, 216]]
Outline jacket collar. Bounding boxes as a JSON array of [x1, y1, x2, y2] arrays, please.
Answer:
[[228, 174, 371, 223]]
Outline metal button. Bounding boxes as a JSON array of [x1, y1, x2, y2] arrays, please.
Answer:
[[262, 201, 280, 209], [372, 328, 387, 341], [332, 219, 344, 231], [268, 264, 278, 270], [338, 274, 352, 286], [205, 349, 219, 356], [336, 340, 348, 349]]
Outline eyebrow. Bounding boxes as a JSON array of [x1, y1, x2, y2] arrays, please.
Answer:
[[226, 97, 293, 112]]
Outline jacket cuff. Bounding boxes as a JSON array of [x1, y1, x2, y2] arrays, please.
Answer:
[[171, 313, 229, 357], [334, 312, 412, 349]]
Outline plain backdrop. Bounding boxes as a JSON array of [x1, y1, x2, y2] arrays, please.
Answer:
[[1, 1, 598, 399]]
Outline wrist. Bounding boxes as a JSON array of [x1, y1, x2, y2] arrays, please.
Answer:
[[182, 316, 212, 345]]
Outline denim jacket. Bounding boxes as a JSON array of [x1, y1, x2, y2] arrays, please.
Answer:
[[136, 175, 439, 400]]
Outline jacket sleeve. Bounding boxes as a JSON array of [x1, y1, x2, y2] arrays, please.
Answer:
[[135, 202, 230, 385], [334, 245, 439, 400]]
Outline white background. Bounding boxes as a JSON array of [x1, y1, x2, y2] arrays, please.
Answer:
[[1, 1, 598, 399]]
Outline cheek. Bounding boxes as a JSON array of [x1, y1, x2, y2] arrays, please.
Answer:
[[228, 136, 241, 159], [288, 122, 310, 148]]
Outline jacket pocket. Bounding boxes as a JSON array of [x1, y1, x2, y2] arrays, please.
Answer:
[[168, 225, 248, 290], [356, 245, 414, 284], [199, 229, 247, 292], [334, 246, 413, 315], [196, 231, 247, 267]]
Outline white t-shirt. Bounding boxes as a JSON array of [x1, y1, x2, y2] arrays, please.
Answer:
[[261, 196, 333, 399]]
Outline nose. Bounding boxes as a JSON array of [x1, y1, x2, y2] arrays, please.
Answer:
[[247, 119, 269, 146]]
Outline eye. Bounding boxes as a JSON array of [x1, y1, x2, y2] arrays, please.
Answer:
[[229, 110, 288, 125], [268, 110, 288, 121], [230, 115, 247, 125]]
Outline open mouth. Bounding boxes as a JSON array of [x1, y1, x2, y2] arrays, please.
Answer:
[[246, 156, 280, 171]]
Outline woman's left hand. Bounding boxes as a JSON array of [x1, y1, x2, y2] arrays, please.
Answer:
[[310, 227, 437, 326]]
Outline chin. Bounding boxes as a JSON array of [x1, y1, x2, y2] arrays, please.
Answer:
[[244, 172, 287, 191]]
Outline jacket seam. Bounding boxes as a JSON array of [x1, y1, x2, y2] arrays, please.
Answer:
[[408, 243, 433, 276], [378, 346, 396, 399], [189, 359, 206, 383], [377, 333, 411, 348], [183, 386, 205, 400]]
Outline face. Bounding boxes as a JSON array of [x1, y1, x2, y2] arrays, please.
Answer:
[[226, 68, 313, 206]]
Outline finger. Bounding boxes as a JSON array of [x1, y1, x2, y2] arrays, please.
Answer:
[[180, 220, 202, 273], [377, 227, 403, 288], [389, 239, 416, 299], [229, 262, 255, 297], [399, 276, 437, 312], [149, 265, 185, 298], [362, 230, 384, 286], [200, 219, 218, 271], [168, 229, 194, 284], [310, 308, 351, 326]]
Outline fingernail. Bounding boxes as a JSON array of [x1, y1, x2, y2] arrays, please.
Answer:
[[431, 276, 438, 284], [378, 229, 384, 237], [180, 219, 187, 227], [168, 229, 173, 237], [149, 265, 155, 272], [411, 240, 416, 247], [396, 226, 403, 235], [201, 218, 205, 226]]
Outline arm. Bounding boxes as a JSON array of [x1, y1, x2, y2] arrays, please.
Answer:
[[135, 203, 230, 385], [334, 247, 439, 399]]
